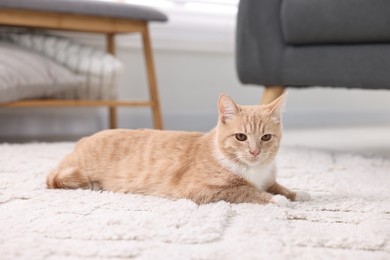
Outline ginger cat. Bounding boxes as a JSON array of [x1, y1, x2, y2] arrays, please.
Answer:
[[47, 93, 310, 206]]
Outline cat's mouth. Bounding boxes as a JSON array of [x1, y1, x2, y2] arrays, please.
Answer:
[[243, 156, 263, 166]]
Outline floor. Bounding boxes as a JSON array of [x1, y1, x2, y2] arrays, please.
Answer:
[[1, 142, 389, 259], [283, 124, 390, 158]]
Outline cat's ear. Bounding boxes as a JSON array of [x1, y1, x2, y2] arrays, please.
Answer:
[[218, 94, 239, 123], [266, 92, 287, 123]]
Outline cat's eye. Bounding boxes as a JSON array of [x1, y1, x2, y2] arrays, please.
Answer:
[[261, 134, 272, 141], [235, 133, 247, 141]]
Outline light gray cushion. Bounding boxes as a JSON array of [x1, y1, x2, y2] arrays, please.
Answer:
[[3, 31, 123, 100], [0, 42, 83, 103], [282, 0, 390, 44], [0, 0, 168, 22]]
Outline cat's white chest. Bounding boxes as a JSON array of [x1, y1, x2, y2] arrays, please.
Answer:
[[244, 163, 275, 191]]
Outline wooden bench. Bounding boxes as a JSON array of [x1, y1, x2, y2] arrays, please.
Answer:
[[0, 0, 167, 129]]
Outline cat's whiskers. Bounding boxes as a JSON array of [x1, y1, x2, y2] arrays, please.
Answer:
[[262, 152, 278, 161]]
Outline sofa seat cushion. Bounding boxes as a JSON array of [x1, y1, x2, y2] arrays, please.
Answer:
[[282, 0, 390, 45], [0, 42, 83, 103], [0, 0, 167, 22]]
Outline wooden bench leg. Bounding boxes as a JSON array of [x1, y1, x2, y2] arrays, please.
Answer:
[[261, 86, 285, 104], [109, 106, 117, 129], [142, 25, 163, 130], [106, 29, 163, 130], [106, 33, 118, 129]]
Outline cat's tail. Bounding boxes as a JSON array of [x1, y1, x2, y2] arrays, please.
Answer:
[[47, 167, 89, 189]]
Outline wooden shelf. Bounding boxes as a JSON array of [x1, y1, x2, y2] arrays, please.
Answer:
[[0, 8, 163, 129], [0, 100, 154, 108]]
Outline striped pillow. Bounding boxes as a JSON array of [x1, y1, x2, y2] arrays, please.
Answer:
[[3, 31, 123, 100], [0, 42, 83, 103]]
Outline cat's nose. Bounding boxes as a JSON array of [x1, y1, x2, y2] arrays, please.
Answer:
[[249, 149, 260, 157]]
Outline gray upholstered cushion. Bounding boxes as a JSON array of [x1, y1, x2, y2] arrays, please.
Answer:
[[282, 0, 390, 44], [0, 42, 83, 103], [0, 0, 167, 22], [283, 45, 390, 89]]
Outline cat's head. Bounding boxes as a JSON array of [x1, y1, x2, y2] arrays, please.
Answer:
[[215, 93, 286, 168]]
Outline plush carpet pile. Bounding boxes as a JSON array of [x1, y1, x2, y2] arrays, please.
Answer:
[[0, 143, 389, 259]]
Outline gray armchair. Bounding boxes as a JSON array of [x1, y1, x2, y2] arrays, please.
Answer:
[[236, 0, 390, 103]]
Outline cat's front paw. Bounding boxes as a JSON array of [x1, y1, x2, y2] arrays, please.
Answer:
[[270, 195, 292, 207], [295, 191, 311, 201]]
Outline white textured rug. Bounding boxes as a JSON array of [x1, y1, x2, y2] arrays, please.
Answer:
[[0, 143, 389, 260]]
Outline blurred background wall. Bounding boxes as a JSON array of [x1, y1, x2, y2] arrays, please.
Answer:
[[0, 0, 389, 140]]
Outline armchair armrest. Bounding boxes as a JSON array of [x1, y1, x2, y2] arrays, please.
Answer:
[[236, 0, 284, 86]]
